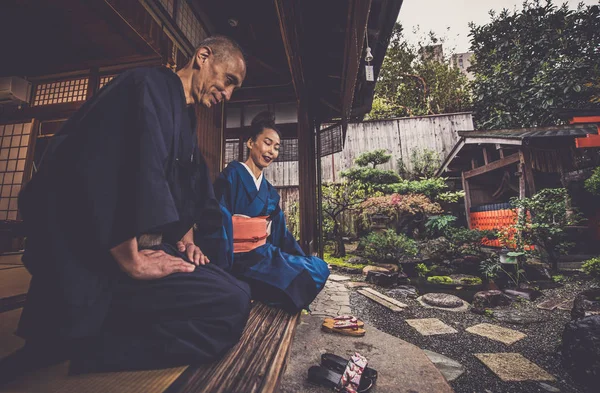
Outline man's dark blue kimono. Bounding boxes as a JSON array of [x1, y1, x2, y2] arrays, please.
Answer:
[[212, 161, 329, 313], [17, 67, 251, 371]]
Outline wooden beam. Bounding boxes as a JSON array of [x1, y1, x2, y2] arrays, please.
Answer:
[[518, 163, 526, 199], [464, 153, 521, 179], [482, 147, 489, 165], [471, 158, 477, 170], [519, 149, 536, 196], [465, 137, 522, 146], [461, 171, 472, 229]]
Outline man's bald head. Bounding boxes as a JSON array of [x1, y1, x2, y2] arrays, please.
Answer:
[[194, 35, 245, 67], [179, 35, 246, 107]]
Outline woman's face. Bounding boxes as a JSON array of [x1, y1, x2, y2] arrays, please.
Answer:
[[247, 128, 280, 169]]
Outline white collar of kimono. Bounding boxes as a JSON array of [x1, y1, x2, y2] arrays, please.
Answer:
[[240, 162, 263, 190]]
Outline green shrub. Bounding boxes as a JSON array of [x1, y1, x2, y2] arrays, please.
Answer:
[[427, 276, 453, 284], [425, 215, 457, 237], [445, 227, 497, 257], [552, 274, 565, 283], [415, 263, 431, 277], [362, 229, 418, 264], [582, 257, 600, 280], [585, 167, 600, 195]]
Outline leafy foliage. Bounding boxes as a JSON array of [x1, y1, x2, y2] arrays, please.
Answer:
[[397, 149, 442, 180], [480, 253, 527, 287], [469, 0, 600, 129], [425, 215, 457, 238], [510, 188, 581, 271], [582, 257, 600, 281], [415, 263, 431, 277], [361, 229, 418, 264], [368, 23, 472, 119], [584, 167, 600, 195], [285, 201, 300, 241], [381, 177, 451, 199], [355, 149, 392, 168], [342, 167, 401, 186], [444, 227, 497, 257]]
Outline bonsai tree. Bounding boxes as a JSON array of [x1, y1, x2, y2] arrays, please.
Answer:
[[322, 181, 371, 257]]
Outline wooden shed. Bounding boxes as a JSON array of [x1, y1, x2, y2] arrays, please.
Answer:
[[436, 119, 600, 253], [0, 0, 404, 254]]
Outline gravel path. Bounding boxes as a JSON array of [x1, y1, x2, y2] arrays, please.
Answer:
[[348, 275, 596, 393]]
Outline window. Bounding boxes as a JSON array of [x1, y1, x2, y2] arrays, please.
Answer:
[[0, 122, 31, 220], [158, 0, 174, 17], [99, 75, 116, 90], [33, 77, 89, 106], [176, 0, 205, 48]]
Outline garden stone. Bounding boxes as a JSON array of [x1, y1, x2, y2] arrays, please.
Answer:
[[362, 265, 390, 276], [387, 285, 418, 299], [524, 260, 552, 281], [493, 309, 550, 325], [571, 289, 600, 320], [504, 287, 543, 301], [398, 258, 423, 277], [422, 293, 464, 308], [331, 265, 363, 275], [366, 271, 396, 287], [450, 274, 483, 287], [472, 290, 512, 312], [346, 256, 368, 265], [375, 263, 399, 273], [396, 272, 410, 285], [561, 315, 600, 389]]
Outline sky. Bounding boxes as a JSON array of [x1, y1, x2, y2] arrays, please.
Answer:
[[397, 0, 599, 54]]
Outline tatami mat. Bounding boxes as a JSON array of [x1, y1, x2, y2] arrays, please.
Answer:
[[0, 308, 24, 359], [0, 267, 29, 300], [1, 305, 187, 393], [0, 254, 24, 266], [0, 267, 29, 299], [0, 362, 187, 393]]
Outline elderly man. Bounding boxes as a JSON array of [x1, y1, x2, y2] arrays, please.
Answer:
[[6, 35, 250, 376]]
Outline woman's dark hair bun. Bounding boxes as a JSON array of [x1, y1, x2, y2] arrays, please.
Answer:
[[251, 111, 276, 129], [249, 111, 280, 141]]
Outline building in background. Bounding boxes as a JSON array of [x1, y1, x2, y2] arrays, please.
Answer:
[[451, 52, 474, 80]]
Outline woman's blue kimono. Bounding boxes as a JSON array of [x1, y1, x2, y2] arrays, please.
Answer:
[[212, 161, 329, 312]]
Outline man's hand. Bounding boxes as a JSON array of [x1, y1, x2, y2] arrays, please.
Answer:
[[111, 238, 195, 280], [176, 241, 210, 266]]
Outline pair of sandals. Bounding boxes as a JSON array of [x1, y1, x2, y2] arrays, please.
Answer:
[[308, 352, 378, 393], [321, 315, 366, 337]]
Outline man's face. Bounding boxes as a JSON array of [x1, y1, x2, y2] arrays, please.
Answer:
[[192, 48, 245, 108]]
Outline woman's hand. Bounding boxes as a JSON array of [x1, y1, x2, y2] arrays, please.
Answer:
[[176, 241, 210, 266]]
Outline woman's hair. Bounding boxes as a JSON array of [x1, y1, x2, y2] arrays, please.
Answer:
[[248, 111, 281, 141]]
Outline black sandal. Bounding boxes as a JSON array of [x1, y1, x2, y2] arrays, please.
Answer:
[[321, 353, 378, 382], [307, 353, 374, 393]]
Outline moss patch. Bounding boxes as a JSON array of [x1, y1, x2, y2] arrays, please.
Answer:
[[323, 252, 367, 270], [427, 275, 454, 284]]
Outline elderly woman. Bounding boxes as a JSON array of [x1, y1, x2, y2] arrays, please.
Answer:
[[212, 112, 329, 312]]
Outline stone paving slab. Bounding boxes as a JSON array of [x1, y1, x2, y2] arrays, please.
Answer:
[[358, 290, 404, 312], [466, 323, 526, 345], [405, 318, 458, 336], [475, 353, 555, 382], [345, 281, 371, 288], [423, 349, 465, 382], [328, 274, 351, 282], [360, 288, 408, 308], [536, 297, 565, 311], [557, 298, 574, 311]]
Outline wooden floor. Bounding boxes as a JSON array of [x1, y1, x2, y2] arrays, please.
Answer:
[[0, 256, 299, 393]]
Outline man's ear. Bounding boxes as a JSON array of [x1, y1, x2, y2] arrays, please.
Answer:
[[195, 46, 212, 67]]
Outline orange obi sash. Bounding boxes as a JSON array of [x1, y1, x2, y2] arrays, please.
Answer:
[[232, 215, 269, 253]]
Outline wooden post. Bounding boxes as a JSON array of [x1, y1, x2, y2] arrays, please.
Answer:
[[471, 158, 477, 170], [461, 171, 472, 229], [297, 100, 317, 255], [482, 147, 489, 165], [518, 163, 526, 199], [519, 149, 536, 196]]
